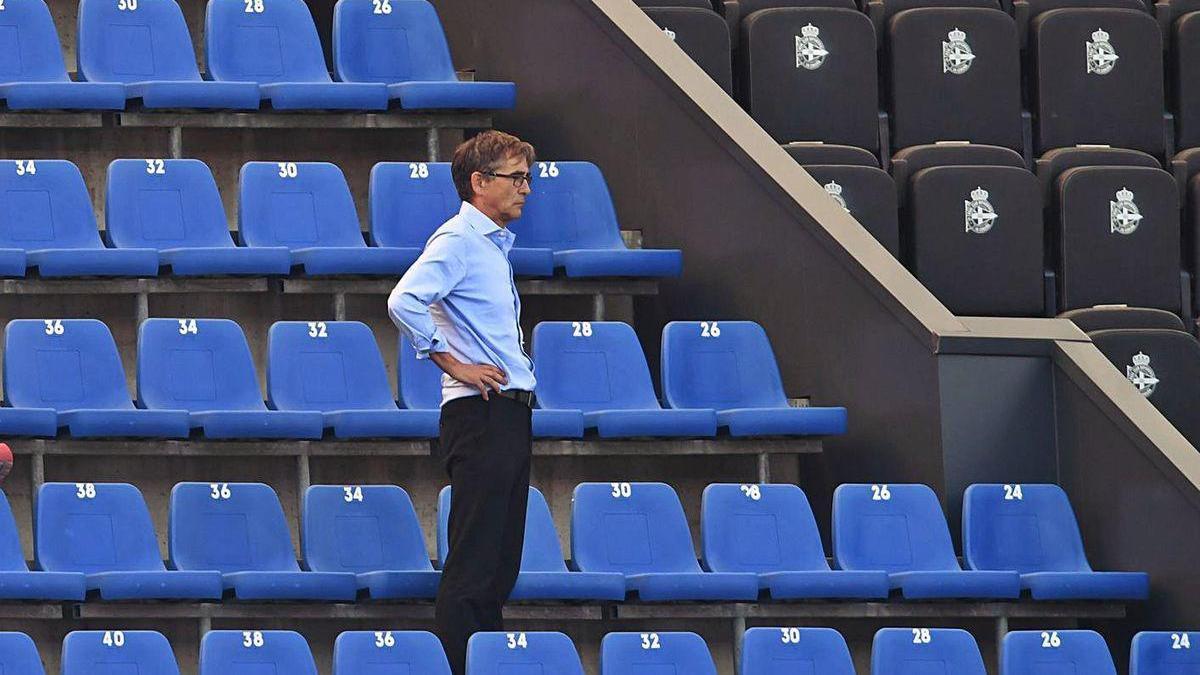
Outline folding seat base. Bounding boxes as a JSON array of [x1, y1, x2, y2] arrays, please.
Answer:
[[387, 81, 517, 110], [1021, 571, 1149, 600], [222, 571, 358, 600], [293, 246, 419, 276], [0, 81, 126, 111], [190, 410, 324, 439], [87, 570, 224, 600], [760, 570, 890, 600], [60, 408, 190, 439], [718, 406, 848, 437], [160, 246, 292, 276], [28, 247, 159, 277], [889, 570, 1020, 599], [532, 409, 585, 438], [509, 570, 627, 601], [0, 407, 57, 436], [0, 249, 26, 277], [626, 571, 760, 601], [554, 249, 683, 278], [357, 570, 441, 599], [324, 409, 439, 439], [260, 82, 388, 111], [508, 248, 555, 277], [0, 570, 86, 600], [126, 80, 262, 110], [584, 408, 718, 438]]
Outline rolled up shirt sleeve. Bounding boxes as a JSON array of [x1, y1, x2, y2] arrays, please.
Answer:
[[387, 232, 467, 359]]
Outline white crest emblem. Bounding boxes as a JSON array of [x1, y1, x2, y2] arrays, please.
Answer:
[[1126, 351, 1159, 397], [824, 180, 849, 212], [1086, 28, 1119, 75], [662, 27, 676, 41], [795, 24, 828, 71], [942, 27, 975, 75], [1110, 187, 1142, 235], [964, 186, 997, 234]]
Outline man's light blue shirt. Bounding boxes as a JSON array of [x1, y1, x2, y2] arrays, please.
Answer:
[[387, 201, 536, 405]]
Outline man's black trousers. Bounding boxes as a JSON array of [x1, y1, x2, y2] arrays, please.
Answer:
[[434, 394, 532, 675]]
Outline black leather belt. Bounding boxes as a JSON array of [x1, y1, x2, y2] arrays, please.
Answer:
[[496, 389, 535, 406]]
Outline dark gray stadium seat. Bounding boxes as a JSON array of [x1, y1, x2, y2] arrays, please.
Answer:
[[1090, 328, 1200, 446], [889, 142, 1026, 202], [1059, 306, 1188, 332], [740, 7, 880, 153], [784, 142, 879, 166], [1169, 147, 1200, 314], [867, 0, 998, 33], [636, 0, 714, 8], [1168, 2, 1200, 148], [804, 165, 901, 256], [1031, 8, 1165, 157], [645, 8, 733, 95], [886, 7, 1023, 152]]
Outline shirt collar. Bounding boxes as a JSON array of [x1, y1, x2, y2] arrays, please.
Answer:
[[459, 201, 504, 236]]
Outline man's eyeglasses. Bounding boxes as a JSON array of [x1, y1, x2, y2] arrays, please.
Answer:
[[482, 171, 533, 188]]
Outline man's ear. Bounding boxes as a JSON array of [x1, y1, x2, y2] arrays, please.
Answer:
[[470, 171, 486, 197]]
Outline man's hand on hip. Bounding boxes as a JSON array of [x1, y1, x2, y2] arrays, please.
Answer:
[[430, 352, 509, 400]]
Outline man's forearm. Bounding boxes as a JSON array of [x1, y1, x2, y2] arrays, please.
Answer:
[[429, 351, 461, 377]]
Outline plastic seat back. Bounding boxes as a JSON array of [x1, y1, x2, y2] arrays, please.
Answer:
[[106, 159, 234, 249], [268, 320, 395, 412], [438, 485, 568, 573], [1001, 630, 1117, 675], [138, 318, 265, 413], [872, 628, 986, 675], [205, 0, 332, 84], [0, 632, 45, 674], [170, 481, 300, 573], [37, 482, 165, 573], [397, 334, 445, 410], [702, 483, 830, 573], [467, 631, 585, 675], [507, 162, 626, 251], [963, 483, 1094, 574], [600, 632, 717, 675], [0, 0, 72, 83], [239, 161, 365, 249], [0, 492, 31, 573], [303, 484, 433, 573], [333, 630, 451, 675], [662, 321, 788, 410], [833, 483, 961, 573], [5, 318, 135, 411], [1130, 631, 1200, 675], [532, 321, 662, 412], [368, 161, 459, 247], [78, 0, 203, 83], [571, 482, 702, 575], [334, 0, 459, 83], [62, 630, 181, 675], [0, 160, 103, 249], [741, 627, 856, 675], [199, 630, 317, 675]]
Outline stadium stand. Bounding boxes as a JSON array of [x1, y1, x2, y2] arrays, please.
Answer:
[[198, 630, 319, 675], [62, 631, 181, 675], [600, 632, 718, 675], [467, 631, 586, 675], [644, 7, 733, 95], [872, 627, 987, 675], [740, 626, 856, 674], [333, 630, 452, 675], [369, 161, 458, 266], [1000, 630, 1118, 675], [0, 490, 84, 600]]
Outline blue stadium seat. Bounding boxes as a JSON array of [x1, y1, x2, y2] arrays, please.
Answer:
[[334, 630, 452, 675], [199, 630, 318, 675], [240, 161, 412, 275], [963, 483, 1149, 600], [438, 486, 626, 600], [268, 321, 438, 438], [333, 0, 516, 110], [832, 483, 1020, 599], [77, 0, 260, 109], [572, 482, 759, 600], [701, 483, 889, 599], [37, 482, 222, 600], [0, 490, 84, 600], [509, 162, 683, 277], [106, 159, 290, 275], [662, 321, 847, 437], [62, 630, 181, 675], [467, 632, 585, 675], [0, 633, 46, 674], [170, 482, 358, 600], [534, 322, 717, 438], [1131, 631, 1200, 674], [398, 334, 586, 438], [872, 628, 986, 675], [741, 627, 856, 675], [5, 319, 189, 438], [0, 160, 157, 277], [138, 318, 324, 439], [0, 0, 125, 110], [205, 0, 388, 110], [600, 632, 717, 675], [1001, 630, 1117, 675], [302, 484, 440, 599]]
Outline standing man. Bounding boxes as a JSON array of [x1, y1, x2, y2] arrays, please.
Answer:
[[387, 130, 536, 674]]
